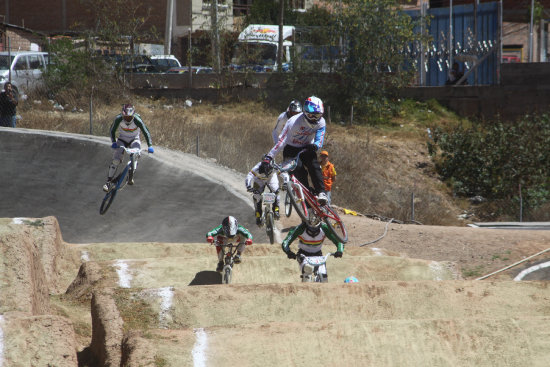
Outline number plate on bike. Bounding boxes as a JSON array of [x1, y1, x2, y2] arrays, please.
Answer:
[[305, 256, 326, 266], [262, 192, 276, 204]]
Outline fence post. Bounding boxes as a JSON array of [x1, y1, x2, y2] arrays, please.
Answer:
[[350, 105, 353, 126], [196, 135, 200, 157], [89, 91, 93, 135], [411, 192, 415, 222], [519, 183, 523, 222]]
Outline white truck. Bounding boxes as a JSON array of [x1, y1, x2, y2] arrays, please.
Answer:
[[230, 24, 294, 72]]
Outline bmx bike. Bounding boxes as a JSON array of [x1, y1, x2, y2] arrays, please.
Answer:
[[274, 154, 348, 243], [99, 147, 141, 215], [254, 191, 278, 244], [215, 242, 242, 284], [298, 252, 334, 283]]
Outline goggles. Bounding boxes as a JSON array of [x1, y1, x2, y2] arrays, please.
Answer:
[[305, 112, 322, 121]]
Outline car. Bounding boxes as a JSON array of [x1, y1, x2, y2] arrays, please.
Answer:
[[0, 51, 49, 94], [150, 55, 182, 72], [103, 54, 159, 73]]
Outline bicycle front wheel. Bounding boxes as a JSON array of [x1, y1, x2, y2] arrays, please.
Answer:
[[322, 205, 348, 243], [284, 191, 292, 217], [287, 181, 309, 222], [99, 188, 117, 215], [266, 211, 275, 244], [223, 266, 232, 284]]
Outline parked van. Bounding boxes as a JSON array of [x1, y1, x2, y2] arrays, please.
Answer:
[[150, 55, 182, 72], [0, 51, 49, 94]]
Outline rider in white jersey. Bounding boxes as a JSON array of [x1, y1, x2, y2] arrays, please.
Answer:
[[264, 96, 328, 205], [272, 100, 302, 144], [245, 155, 280, 225], [102, 104, 154, 192]]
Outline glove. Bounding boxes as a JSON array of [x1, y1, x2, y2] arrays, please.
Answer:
[[246, 185, 254, 193], [206, 236, 214, 244], [334, 251, 343, 258], [111, 142, 118, 149], [245, 239, 253, 246], [305, 143, 318, 152], [286, 251, 297, 259], [148, 146, 155, 154]]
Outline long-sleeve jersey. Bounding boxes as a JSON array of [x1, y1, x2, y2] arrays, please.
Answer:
[[245, 162, 279, 191], [272, 111, 289, 144], [206, 224, 253, 245], [268, 113, 326, 159], [110, 113, 153, 146], [281, 222, 344, 255]]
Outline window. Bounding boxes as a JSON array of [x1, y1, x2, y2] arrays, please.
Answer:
[[28, 55, 43, 69], [14, 56, 28, 70]]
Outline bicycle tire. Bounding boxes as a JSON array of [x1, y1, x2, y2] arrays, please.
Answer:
[[287, 181, 309, 222], [266, 211, 275, 244], [284, 191, 292, 217], [322, 205, 349, 243], [223, 266, 232, 284], [99, 187, 117, 215]]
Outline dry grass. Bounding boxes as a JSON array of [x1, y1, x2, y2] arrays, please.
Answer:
[[16, 93, 464, 225]]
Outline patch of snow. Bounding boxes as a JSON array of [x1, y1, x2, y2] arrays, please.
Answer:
[[80, 251, 90, 262], [12, 218, 27, 224], [192, 328, 208, 367], [158, 287, 174, 328], [113, 260, 132, 288]]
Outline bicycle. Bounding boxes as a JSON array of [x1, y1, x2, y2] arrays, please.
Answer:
[[274, 154, 348, 243], [215, 242, 241, 284], [254, 190, 278, 244], [298, 252, 334, 283], [99, 147, 142, 215]]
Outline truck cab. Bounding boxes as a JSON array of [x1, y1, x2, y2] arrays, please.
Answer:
[[230, 24, 294, 72]]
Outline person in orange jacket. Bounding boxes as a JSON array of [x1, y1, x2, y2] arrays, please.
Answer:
[[319, 150, 336, 205]]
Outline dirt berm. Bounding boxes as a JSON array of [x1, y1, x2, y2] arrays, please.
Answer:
[[1, 216, 550, 366]]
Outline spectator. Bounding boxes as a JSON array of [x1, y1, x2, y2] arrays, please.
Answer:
[[0, 82, 18, 127], [319, 150, 336, 205]]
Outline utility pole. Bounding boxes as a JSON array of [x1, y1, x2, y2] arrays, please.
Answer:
[[277, 0, 284, 72], [165, 0, 174, 54], [529, 0, 535, 62], [211, 0, 221, 73]]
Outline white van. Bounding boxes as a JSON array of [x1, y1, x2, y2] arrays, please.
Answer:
[[0, 51, 49, 94], [150, 55, 182, 72]]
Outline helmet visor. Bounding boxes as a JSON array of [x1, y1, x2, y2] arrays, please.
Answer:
[[305, 112, 322, 122]]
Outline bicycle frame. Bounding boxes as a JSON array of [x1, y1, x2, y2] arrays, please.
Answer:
[[99, 147, 142, 215], [274, 154, 348, 243], [216, 242, 240, 284]]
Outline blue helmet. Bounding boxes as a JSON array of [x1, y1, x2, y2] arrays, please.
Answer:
[[344, 276, 359, 283], [303, 96, 324, 125]]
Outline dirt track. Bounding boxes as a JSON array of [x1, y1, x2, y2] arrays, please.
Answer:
[[2, 129, 550, 366]]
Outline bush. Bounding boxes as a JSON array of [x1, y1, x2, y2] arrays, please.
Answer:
[[429, 114, 550, 215]]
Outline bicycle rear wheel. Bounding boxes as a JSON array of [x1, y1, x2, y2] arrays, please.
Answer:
[[223, 266, 232, 284], [322, 205, 348, 243], [287, 181, 309, 222], [284, 191, 292, 217], [266, 211, 275, 244], [99, 188, 117, 215]]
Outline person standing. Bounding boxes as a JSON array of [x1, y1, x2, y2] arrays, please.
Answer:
[[319, 150, 336, 205], [0, 82, 18, 127]]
